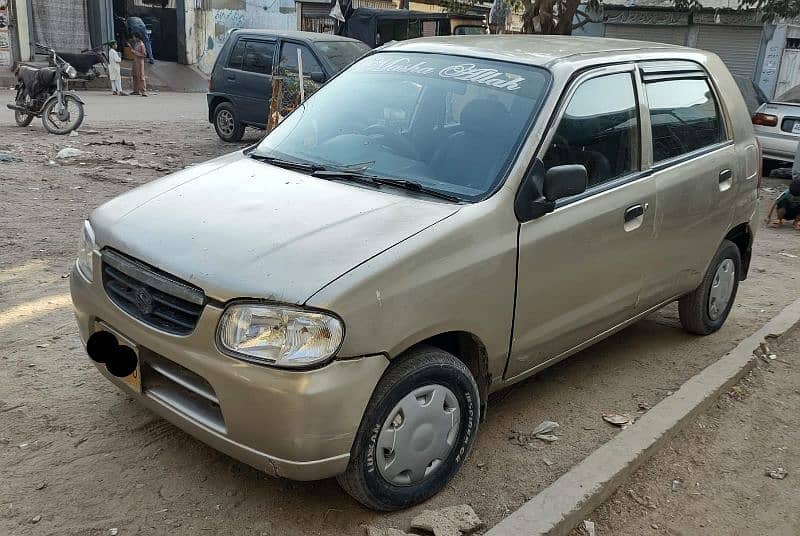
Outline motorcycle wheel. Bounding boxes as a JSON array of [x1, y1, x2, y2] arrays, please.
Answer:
[[42, 95, 84, 135], [14, 110, 34, 127]]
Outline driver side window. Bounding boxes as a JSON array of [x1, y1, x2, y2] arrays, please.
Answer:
[[543, 72, 640, 189]]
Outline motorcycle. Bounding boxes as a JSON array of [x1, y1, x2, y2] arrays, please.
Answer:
[[7, 43, 85, 135], [57, 45, 109, 81]]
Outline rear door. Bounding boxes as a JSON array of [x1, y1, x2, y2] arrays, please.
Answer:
[[636, 62, 738, 307], [223, 37, 277, 127]]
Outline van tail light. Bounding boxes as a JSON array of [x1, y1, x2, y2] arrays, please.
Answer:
[[753, 113, 778, 127], [208, 79, 213, 92]]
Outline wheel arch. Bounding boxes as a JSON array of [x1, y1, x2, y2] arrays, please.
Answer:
[[390, 331, 491, 418], [208, 95, 231, 123], [725, 222, 753, 280]]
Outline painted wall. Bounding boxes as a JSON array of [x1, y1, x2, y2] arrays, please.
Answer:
[[199, 0, 295, 74]]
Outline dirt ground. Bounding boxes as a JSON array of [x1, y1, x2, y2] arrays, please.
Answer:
[[580, 324, 800, 536], [2, 103, 800, 536]]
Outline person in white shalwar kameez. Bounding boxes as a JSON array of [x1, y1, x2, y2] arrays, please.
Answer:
[[108, 42, 123, 96]]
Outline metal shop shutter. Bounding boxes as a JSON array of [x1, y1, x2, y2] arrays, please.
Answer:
[[696, 25, 763, 78], [605, 24, 688, 46]]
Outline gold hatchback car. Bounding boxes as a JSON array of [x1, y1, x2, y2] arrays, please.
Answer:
[[71, 36, 759, 510]]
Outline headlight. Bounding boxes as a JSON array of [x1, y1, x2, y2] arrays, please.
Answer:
[[65, 64, 77, 79], [76, 220, 96, 281], [217, 303, 344, 368]]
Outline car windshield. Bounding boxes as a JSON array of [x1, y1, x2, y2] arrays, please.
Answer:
[[316, 40, 371, 71], [253, 52, 550, 201]]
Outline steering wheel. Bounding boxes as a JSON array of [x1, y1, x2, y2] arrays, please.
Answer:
[[363, 124, 419, 160]]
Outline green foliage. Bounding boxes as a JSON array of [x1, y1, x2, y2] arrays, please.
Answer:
[[738, 0, 800, 20]]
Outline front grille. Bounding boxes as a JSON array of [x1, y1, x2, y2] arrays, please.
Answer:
[[101, 249, 205, 335]]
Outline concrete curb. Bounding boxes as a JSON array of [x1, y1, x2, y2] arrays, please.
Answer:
[[486, 297, 800, 536]]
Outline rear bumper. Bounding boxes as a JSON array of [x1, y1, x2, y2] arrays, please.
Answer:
[[70, 252, 389, 480], [756, 132, 798, 162]]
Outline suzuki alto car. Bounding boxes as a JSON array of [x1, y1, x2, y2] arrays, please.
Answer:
[[71, 36, 759, 511]]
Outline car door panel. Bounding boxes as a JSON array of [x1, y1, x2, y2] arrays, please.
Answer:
[[237, 40, 276, 127], [507, 67, 656, 379]]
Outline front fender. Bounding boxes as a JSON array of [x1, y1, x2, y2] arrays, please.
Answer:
[[44, 91, 85, 107]]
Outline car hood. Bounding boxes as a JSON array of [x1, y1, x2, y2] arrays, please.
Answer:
[[91, 152, 460, 303]]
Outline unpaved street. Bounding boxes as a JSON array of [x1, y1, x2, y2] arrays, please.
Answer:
[[2, 92, 800, 535]]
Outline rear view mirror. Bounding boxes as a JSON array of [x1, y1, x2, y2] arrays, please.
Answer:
[[309, 71, 326, 84], [543, 164, 588, 202]]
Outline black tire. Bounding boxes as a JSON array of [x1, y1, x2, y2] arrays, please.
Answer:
[[213, 102, 245, 142], [337, 346, 480, 511], [14, 110, 34, 127], [679, 239, 741, 335], [42, 95, 84, 135]]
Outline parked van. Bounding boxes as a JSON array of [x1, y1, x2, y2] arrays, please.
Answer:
[[72, 36, 759, 511], [207, 30, 369, 142]]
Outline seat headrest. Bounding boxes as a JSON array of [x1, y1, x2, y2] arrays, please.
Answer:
[[459, 98, 508, 133]]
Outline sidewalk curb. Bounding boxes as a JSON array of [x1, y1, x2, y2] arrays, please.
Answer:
[[486, 297, 800, 536]]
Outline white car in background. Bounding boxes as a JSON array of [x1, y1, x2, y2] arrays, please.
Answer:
[[753, 85, 800, 165]]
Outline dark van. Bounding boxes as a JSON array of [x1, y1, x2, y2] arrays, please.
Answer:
[[207, 30, 370, 142]]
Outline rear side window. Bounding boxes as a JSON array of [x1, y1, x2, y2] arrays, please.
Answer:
[[242, 41, 276, 74], [543, 72, 640, 189], [645, 78, 727, 163]]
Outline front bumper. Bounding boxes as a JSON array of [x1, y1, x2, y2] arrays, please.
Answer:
[[69, 252, 389, 480]]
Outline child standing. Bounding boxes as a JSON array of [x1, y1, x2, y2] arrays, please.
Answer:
[[108, 42, 123, 96], [765, 178, 800, 229]]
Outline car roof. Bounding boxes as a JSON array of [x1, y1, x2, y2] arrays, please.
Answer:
[[383, 35, 690, 67], [232, 29, 363, 44]]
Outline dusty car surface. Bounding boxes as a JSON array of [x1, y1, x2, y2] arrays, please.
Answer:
[[71, 35, 759, 511], [753, 85, 800, 164]]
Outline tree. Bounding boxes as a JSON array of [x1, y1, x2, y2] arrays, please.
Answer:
[[737, 0, 800, 20]]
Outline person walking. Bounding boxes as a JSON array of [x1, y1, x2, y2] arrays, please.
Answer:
[[131, 33, 148, 97], [108, 42, 124, 96]]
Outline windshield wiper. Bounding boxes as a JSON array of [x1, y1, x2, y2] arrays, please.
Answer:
[[248, 152, 324, 172], [311, 169, 461, 202]]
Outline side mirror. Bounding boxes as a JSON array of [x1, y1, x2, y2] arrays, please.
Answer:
[[309, 71, 326, 84], [543, 164, 588, 202]]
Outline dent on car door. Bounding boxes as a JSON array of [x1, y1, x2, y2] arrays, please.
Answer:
[[507, 67, 657, 380], [639, 70, 736, 305]]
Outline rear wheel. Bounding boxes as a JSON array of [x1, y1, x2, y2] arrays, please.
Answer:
[[42, 95, 84, 135], [679, 239, 741, 335], [337, 346, 480, 511], [213, 102, 245, 142], [14, 110, 34, 127]]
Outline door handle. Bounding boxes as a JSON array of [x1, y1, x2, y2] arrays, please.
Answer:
[[719, 169, 732, 183], [226, 75, 236, 82], [624, 204, 644, 223]]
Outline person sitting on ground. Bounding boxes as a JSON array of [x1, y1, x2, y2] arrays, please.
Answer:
[[108, 42, 124, 96], [764, 178, 800, 229]]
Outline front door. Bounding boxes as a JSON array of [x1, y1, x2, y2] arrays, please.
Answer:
[[506, 66, 657, 380]]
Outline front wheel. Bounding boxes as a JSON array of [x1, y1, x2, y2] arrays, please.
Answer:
[[679, 239, 741, 335], [42, 95, 84, 135], [337, 346, 480, 511], [14, 110, 34, 127]]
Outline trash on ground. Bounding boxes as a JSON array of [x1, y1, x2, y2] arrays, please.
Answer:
[[535, 433, 559, 442], [542, 457, 554, 466], [35, 481, 47, 490], [671, 479, 682, 492], [0, 152, 22, 163], [603, 413, 633, 427], [778, 252, 798, 259], [56, 148, 84, 159], [532, 420, 559, 436], [637, 402, 651, 411], [86, 139, 136, 148], [31, 514, 42, 524], [766, 467, 788, 480], [69, 130, 79, 137], [410, 504, 482, 536], [109, 529, 119, 536], [579, 519, 597, 536]]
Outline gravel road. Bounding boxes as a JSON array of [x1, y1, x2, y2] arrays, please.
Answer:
[[1, 94, 799, 536]]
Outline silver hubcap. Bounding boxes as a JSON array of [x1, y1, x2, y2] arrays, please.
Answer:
[[217, 110, 235, 136], [708, 258, 735, 320], [376, 384, 461, 486]]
